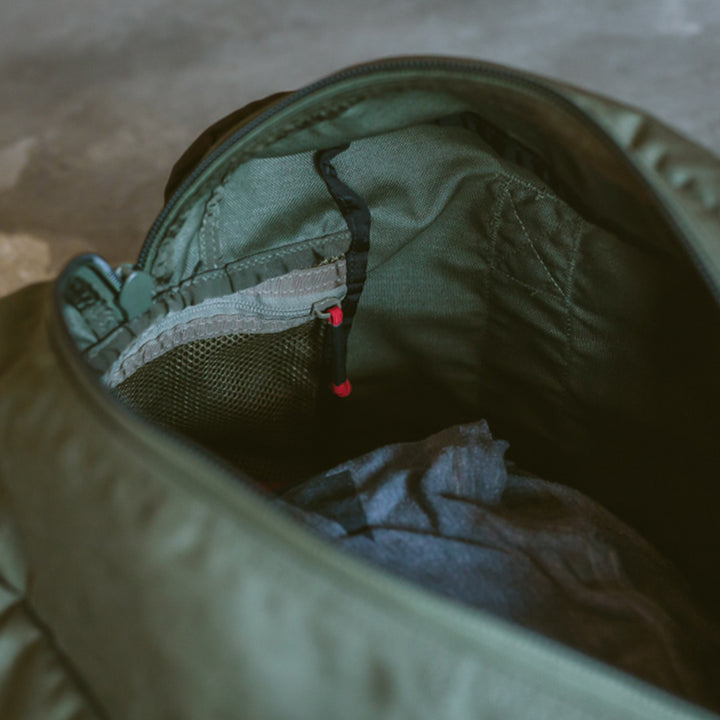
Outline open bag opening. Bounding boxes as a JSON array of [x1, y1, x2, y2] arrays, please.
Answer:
[[58, 71, 720, 712]]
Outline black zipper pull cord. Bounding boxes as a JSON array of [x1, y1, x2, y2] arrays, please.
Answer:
[[314, 144, 371, 399], [314, 144, 371, 331]]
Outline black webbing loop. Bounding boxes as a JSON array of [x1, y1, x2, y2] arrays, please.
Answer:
[[314, 144, 371, 329]]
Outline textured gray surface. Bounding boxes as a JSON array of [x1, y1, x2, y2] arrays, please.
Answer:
[[1, 0, 719, 293], [280, 420, 720, 711]]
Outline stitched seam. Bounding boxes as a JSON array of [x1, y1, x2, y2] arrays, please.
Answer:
[[481, 179, 510, 370], [504, 175, 561, 203], [506, 187, 565, 298], [562, 216, 583, 391], [209, 188, 224, 267], [189, 230, 349, 288], [198, 192, 211, 269], [229, 262, 344, 291], [495, 268, 558, 298], [151, 76, 465, 259], [199, 184, 226, 270], [150, 90, 377, 258]]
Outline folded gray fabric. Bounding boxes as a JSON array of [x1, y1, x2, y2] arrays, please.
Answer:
[[279, 421, 720, 710]]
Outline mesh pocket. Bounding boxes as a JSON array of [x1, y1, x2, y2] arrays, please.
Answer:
[[114, 319, 327, 488]]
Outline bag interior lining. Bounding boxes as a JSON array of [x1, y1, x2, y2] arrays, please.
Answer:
[[80, 116, 720, 614]]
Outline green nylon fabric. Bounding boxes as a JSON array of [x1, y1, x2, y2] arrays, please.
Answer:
[[0, 284, 715, 720], [2, 58, 720, 718], [94, 113, 720, 607], [327, 122, 720, 607], [0, 582, 101, 719]]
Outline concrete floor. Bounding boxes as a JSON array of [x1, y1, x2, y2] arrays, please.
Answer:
[[1, 0, 719, 295]]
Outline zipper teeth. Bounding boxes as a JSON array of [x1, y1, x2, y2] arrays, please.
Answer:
[[102, 293, 343, 384], [180, 296, 328, 319], [134, 56, 720, 306], [88, 253, 123, 291]]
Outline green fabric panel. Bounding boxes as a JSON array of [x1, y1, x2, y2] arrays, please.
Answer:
[[0, 370, 103, 720], [142, 67, 683, 284], [0, 282, 52, 375], [319, 122, 719, 607], [564, 89, 720, 301], [257, 85, 470, 158], [9, 60, 720, 718], [0, 585, 102, 720], [150, 149, 347, 290], [321, 122, 644, 431], [561, 213, 720, 601], [0, 285, 713, 719], [245, 74, 675, 252], [67, 114, 720, 607], [215, 151, 345, 261]]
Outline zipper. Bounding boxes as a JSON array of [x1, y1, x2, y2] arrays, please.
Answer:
[[100, 287, 346, 388], [49, 283, 275, 504], [81, 253, 123, 292], [51, 285, 348, 498], [133, 56, 720, 307]]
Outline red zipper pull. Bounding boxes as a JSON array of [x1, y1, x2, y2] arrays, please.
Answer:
[[326, 305, 352, 397]]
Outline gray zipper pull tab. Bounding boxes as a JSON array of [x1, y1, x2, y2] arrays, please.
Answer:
[[116, 264, 155, 319]]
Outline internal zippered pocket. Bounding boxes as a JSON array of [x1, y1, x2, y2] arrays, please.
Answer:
[[81, 138, 373, 493], [107, 260, 347, 491]]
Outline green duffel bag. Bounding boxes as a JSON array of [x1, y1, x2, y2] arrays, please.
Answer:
[[1, 56, 719, 719]]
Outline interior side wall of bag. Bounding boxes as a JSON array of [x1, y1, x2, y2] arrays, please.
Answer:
[[100, 84, 720, 612], [330, 123, 719, 569], [336, 122, 720, 614], [163, 120, 720, 611]]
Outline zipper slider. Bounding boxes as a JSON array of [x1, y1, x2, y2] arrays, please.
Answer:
[[116, 263, 155, 320], [326, 305, 352, 398]]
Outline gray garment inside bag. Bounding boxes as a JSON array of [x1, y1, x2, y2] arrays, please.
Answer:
[[278, 421, 720, 710]]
